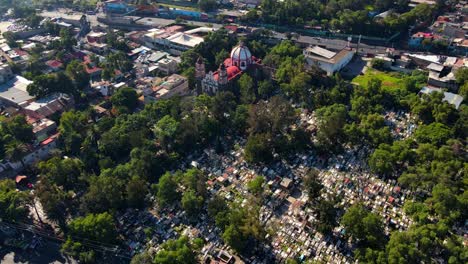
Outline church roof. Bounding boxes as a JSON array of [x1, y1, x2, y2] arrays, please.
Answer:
[[212, 66, 242, 82]]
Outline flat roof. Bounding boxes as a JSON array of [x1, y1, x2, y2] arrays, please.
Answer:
[[0, 76, 33, 104], [305, 46, 354, 64], [427, 63, 444, 72], [306, 46, 336, 59]]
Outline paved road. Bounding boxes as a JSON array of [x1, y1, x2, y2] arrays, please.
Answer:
[[41, 9, 391, 55]]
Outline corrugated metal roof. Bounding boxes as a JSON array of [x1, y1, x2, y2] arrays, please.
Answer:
[[308, 46, 337, 59]]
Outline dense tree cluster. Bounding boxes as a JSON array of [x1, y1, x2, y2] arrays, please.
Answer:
[[0, 115, 34, 166], [259, 0, 437, 37], [207, 196, 265, 254], [0, 179, 29, 222], [153, 235, 203, 264]]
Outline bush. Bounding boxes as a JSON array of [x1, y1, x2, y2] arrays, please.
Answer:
[[371, 59, 387, 71]]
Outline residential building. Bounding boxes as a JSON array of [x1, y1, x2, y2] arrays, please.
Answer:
[[87, 31, 107, 43], [23, 93, 73, 118], [157, 58, 178, 75], [143, 74, 189, 103], [45, 60, 64, 72]]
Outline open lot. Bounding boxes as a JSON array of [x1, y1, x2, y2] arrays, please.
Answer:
[[352, 68, 403, 89]]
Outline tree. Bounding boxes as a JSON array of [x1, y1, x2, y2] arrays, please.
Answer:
[[181, 168, 207, 198], [5, 141, 28, 168], [181, 189, 203, 219], [303, 169, 323, 202], [131, 252, 153, 264], [59, 28, 76, 51], [458, 82, 468, 100], [414, 122, 453, 146], [27, 73, 74, 98], [314, 197, 339, 235], [207, 195, 228, 219], [233, 104, 249, 133], [111, 87, 139, 113], [215, 49, 229, 66], [5, 115, 34, 143], [341, 204, 385, 249], [66, 60, 90, 90], [239, 74, 256, 104], [368, 147, 394, 176], [198, 0, 217, 12], [247, 175, 265, 195], [258, 79, 275, 99], [59, 110, 88, 155], [454, 67, 468, 86], [154, 236, 198, 264], [153, 115, 179, 151], [248, 96, 296, 136], [81, 174, 125, 213], [38, 157, 84, 191], [2, 31, 17, 47], [156, 172, 179, 207], [222, 224, 246, 253], [68, 212, 117, 243], [244, 133, 272, 164], [371, 58, 387, 71], [35, 178, 68, 223], [126, 176, 148, 208], [61, 237, 96, 263], [315, 104, 348, 151], [0, 179, 29, 222]]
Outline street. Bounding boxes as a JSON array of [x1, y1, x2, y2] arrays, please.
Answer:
[[40, 9, 392, 55]]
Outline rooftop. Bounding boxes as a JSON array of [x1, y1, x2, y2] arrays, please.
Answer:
[[420, 86, 464, 109], [0, 75, 34, 105], [166, 33, 204, 48], [304, 46, 354, 64]]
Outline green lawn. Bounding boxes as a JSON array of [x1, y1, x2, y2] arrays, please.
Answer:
[[352, 69, 403, 90]]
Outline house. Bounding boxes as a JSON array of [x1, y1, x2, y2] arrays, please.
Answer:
[[85, 41, 108, 54], [303, 46, 355, 76], [157, 58, 178, 75], [419, 86, 464, 109], [143, 74, 189, 103], [45, 60, 64, 72], [25, 114, 57, 142], [408, 32, 445, 49], [23, 93, 73, 118], [280, 178, 293, 189], [91, 81, 114, 96], [83, 55, 102, 77], [87, 31, 107, 44], [427, 64, 458, 91]]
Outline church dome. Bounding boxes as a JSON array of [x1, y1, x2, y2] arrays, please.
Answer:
[[230, 42, 252, 71]]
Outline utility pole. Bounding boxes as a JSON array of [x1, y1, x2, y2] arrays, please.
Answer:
[[356, 34, 362, 55]]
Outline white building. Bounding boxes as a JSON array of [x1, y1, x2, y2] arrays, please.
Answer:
[[303, 46, 355, 76], [0, 75, 34, 107]]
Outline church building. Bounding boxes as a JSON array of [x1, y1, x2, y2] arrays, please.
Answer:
[[196, 42, 260, 94]]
